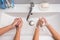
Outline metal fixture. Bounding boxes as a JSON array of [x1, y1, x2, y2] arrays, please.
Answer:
[[26, 2, 34, 21], [26, 2, 34, 26]]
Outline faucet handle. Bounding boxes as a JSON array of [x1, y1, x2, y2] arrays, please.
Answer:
[[30, 2, 34, 7]]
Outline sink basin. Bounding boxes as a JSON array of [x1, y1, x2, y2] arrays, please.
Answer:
[[0, 12, 60, 40]]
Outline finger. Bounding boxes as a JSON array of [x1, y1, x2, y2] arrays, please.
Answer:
[[19, 18, 23, 24], [19, 18, 22, 22], [15, 18, 19, 20], [42, 17, 47, 23]]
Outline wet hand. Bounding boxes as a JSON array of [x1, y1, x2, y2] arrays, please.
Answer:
[[36, 17, 48, 27], [36, 18, 44, 28], [11, 18, 20, 28], [16, 18, 23, 30], [41, 17, 49, 26]]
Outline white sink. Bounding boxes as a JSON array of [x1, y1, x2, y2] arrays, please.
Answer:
[[0, 12, 60, 40]]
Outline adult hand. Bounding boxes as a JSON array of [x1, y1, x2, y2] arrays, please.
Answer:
[[11, 18, 21, 28], [15, 18, 23, 30], [36, 17, 48, 27]]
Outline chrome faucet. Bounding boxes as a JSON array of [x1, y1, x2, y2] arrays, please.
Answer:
[[26, 2, 34, 21]]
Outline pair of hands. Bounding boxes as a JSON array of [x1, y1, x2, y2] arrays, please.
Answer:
[[11, 17, 48, 30], [36, 17, 48, 28], [11, 18, 23, 30]]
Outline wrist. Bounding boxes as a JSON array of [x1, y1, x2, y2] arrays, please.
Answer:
[[7, 24, 14, 29], [16, 27, 22, 30], [16, 28, 21, 32], [36, 26, 40, 29], [45, 23, 50, 27], [10, 24, 15, 28]]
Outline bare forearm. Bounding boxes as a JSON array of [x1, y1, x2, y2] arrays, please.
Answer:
[[33, 27, 39, 40], [14, 29, 21, 40], [46, 24, 60, 40], [0, 24, 14, 35]]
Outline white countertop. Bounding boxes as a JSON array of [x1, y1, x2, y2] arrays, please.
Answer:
[[0, 4, 60, 13]]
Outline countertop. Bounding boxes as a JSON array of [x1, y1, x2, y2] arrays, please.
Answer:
[[0, 4, 60, 13]]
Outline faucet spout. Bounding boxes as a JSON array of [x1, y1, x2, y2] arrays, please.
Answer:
[[26, 2, 34, 21]]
